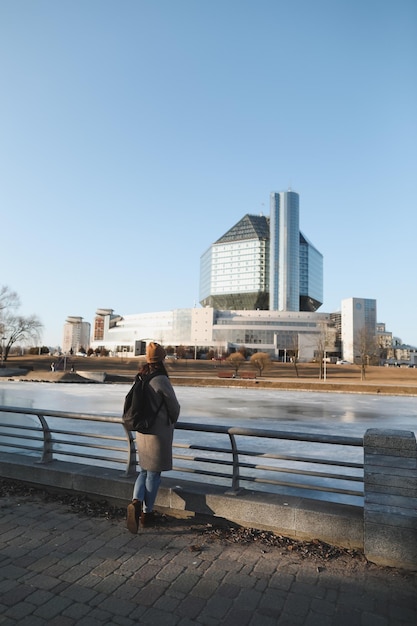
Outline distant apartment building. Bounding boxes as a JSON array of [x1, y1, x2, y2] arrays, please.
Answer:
[[376, 322, 393, 360], [392, 345, 417, 364], [62, 316, 91, 354], [341, 298, 377, 362], [200, 190, 323, 313]]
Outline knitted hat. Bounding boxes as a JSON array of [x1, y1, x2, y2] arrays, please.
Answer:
[[146, 342, 166, 363]]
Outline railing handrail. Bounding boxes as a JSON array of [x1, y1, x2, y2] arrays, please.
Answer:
[[0, 405, 363, 446], [0, 404, 364, 502]]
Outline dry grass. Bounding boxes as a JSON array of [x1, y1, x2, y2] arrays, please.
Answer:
[[2, 354, 417, 395]]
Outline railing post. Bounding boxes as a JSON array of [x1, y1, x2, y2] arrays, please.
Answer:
[[226, 432, 241, 494], [36, 414, 53, 464], [364, 428, 417, 571], [122, 426, 137, 476]]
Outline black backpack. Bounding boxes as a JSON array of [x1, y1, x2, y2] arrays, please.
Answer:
[[122, 371, 164, 432]]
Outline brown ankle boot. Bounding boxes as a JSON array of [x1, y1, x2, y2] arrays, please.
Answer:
[[126, 500, 142, 534]]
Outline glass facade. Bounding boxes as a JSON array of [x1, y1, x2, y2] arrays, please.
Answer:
[[199, 247, 212, 303], [299, 233, 323, 311], [200, 191, 323, 314], [270, 191, 300, 311]]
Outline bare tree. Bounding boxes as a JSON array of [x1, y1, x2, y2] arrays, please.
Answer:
[[287, 333, 300, 377], [0, 285, 20, 316], [226, 352, 245, 376], [315, 322, 336, 380], [250, 352, 271, 377], [0, 285, 43, 361], [314, 324, 326, 380], [176, 345, 187, 359], [356, 327, 378, 380]]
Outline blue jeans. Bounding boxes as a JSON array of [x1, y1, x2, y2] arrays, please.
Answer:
[[132, 469, 161, 513]]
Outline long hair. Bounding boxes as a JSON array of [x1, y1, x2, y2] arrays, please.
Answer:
[[139, 361, 169, 378]]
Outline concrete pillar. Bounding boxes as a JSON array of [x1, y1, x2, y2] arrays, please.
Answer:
[[364, 428, 417, 570]]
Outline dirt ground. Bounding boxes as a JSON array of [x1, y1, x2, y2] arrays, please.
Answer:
[[2, 354, 417, 395]]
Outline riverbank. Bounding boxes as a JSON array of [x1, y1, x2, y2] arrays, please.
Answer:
[[1, 355, 417, 395]]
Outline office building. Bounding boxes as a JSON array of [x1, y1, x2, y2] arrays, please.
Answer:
[[269, 190, 300, 310], [200, 190, 323, 313], [341, 298, 377, 362]]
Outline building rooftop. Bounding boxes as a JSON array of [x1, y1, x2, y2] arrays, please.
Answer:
[[215, 214, 269, 244]]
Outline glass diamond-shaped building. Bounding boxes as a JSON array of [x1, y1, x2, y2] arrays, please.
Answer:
[[200, 190, 323, 312]]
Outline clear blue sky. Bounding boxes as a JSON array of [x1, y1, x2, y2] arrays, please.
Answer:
[[1, 0, 416, 348]]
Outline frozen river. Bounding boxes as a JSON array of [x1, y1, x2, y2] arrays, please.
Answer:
[[0, 380, 416, 437], [1, 381, 416, 506]]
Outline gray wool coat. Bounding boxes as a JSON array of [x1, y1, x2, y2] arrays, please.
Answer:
[[135, 374, 180, 472]]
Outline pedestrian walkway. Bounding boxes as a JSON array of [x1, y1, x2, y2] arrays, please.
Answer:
[[0, 493, 416, 625]]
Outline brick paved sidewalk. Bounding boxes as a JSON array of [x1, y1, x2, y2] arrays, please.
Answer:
[[0, 494, 416, 625]]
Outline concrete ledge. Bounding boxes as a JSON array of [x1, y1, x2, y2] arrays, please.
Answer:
[[364, 429, 416, 450], [0, 452, 363, 550]]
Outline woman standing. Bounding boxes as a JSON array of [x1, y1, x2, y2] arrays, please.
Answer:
[[127, 342, 180, 533]]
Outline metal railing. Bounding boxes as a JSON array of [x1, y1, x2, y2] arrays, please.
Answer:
[[0, 405, 364, 503]]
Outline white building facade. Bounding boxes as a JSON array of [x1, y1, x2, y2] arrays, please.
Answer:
[[90, 307, 333, 362], [341, 297, 377, 363]]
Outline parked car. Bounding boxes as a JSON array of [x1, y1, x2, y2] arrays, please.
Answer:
[[336, 360, 351, 365]]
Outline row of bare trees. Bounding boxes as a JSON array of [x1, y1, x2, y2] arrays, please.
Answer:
[[0, 286, 43, 362], [226, 322, 381, 381], [315, 322, 380, 380], [226, 351, 272, 376]]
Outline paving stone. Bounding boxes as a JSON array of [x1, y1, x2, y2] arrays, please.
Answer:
[[61, 601, 93, 620], [138, 606, 179, 625], [190, 577, 219, 599], [177, 594, 207, 619], [13, 615, 46, 626], [59, 582, 98, 604], [0, 582, 34, 606], [134, 579, 171, 607], [4, 599, 37, 620], [203, 594, 233, 620], [32, 595, 73, 620], [222, 607, 254, 625], [169, 571, 200, 594], [48, 617, 77, 626], [0, 495, 416, 626], [156, 562, 185, 583]]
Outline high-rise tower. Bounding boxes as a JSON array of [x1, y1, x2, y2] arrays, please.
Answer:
[[269, 190, 300, 311]]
